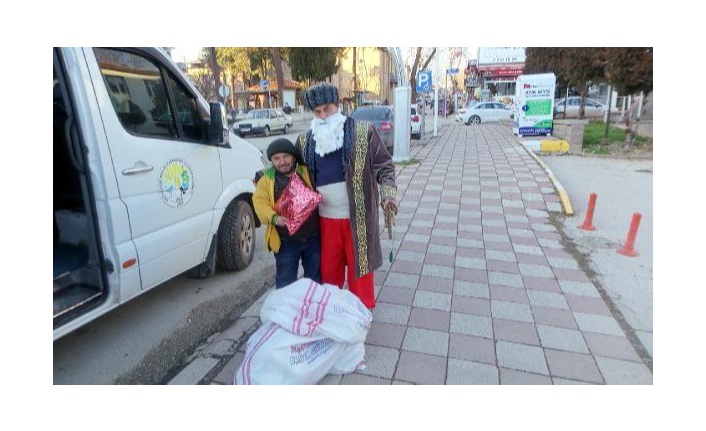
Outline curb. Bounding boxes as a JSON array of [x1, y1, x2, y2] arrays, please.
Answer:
[[521, 139, 570, 153], [518, 140, 574, 216]]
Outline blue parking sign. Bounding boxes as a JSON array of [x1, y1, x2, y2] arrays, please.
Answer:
[[416, 71, 432, 93]]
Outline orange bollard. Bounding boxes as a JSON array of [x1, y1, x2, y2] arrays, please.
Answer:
[[617, 212, 642, 257], [579, 193, 597, 231]]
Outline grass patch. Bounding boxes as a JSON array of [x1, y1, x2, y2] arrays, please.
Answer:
[[395, 158, 421, 166], [582, 121, 652, 153]]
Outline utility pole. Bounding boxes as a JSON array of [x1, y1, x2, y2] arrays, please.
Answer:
[[604, 84, 612, 138], [353, 47, 357, 107], [434, 47, 439, 136]]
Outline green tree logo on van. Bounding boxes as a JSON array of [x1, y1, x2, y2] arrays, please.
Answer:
[[159, 158, 194, 208]]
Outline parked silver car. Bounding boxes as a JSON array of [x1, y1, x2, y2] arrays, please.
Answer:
[[554, 97, 605, 118], [236, 108, 293, 137]]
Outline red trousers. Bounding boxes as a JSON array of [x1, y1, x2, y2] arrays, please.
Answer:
[[319, 217, 375, 309]]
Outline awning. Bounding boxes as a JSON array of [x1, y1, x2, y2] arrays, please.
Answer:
[[478, 64, 524, 77]]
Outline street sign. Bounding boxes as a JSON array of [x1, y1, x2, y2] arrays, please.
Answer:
[[260, 79, 269, 88], [447, 68, 459, 75], [416, 70, 432, 93], [218, 85, 230, 98]]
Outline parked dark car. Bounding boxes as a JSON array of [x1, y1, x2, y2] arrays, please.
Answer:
[[350, 105, 394, 155]]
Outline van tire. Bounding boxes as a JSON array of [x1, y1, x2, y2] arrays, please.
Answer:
[[216, 200, 255, 271]]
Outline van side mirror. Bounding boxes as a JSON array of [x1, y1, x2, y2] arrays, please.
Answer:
[[208, 102, 229, 145]]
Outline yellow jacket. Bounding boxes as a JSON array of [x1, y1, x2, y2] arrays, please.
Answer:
[[252, 165, 315, 253]]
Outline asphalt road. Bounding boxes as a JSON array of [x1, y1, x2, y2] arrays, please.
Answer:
[[540, 153, 653, 365]]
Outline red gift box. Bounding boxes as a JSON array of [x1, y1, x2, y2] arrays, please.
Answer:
[[274, 173, 322, 235]]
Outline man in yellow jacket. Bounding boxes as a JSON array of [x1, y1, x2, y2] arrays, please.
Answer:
[[253, 138, 321, 288]]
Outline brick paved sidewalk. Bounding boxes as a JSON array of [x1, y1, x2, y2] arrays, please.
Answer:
[[172, 123, 652, 385]]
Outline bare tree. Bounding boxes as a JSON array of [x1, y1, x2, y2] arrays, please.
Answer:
[[408, 48, 436, 103]]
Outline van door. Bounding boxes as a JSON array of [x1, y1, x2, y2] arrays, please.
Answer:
[[85, 48, 221, 290]]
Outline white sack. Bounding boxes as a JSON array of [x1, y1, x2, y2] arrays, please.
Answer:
[[234, 322, 366, 385], [234, 278, 372, 385], [259, 278, 372, 343]]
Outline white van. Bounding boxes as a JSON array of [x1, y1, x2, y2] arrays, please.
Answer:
[[53, 47, 266, 341]]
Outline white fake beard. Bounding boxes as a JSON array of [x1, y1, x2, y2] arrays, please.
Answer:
[[310, 110, 346, 157]]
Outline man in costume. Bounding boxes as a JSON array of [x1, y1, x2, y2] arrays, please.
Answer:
[[296, 82, 397, 309]]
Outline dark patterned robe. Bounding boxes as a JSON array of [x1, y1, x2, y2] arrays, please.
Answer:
[[296, 117, 396, 278]]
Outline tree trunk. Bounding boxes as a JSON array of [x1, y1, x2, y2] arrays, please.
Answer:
[[409, 48, 422, 103], [272, 47, 285, 109], [579, 88, 588, 119], [207, 47, 222, 104]]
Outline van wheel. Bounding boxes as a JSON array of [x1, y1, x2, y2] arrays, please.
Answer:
[[263, 126, 270, 137], [217, 200, 255, 270], [283, 124, 290, 134]]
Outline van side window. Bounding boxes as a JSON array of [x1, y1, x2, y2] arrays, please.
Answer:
[[166, 74, 203, 141], [94, 48, 173, 138]]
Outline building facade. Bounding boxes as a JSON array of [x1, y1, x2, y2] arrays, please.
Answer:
[[330, 47, 394, 112], [476, 47, 525, 105]]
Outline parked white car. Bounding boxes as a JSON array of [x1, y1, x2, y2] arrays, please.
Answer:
[[236, 108, 293, 137], [554, 97, 605, 118], [411, 104, 424, 139], [455, 102, 513, 125]]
